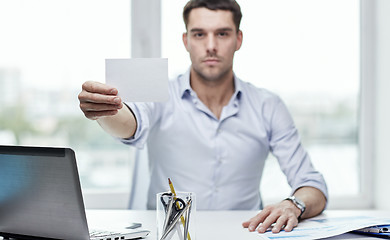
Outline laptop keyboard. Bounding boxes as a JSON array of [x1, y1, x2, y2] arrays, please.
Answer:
[[89, 230, 125, 240]]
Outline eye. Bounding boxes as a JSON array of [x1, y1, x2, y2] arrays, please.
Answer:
[[193, 32, 204, 38], [217, 32, 228, 37]]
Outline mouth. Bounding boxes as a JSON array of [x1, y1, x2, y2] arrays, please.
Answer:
[[203, 58, 220, 66]]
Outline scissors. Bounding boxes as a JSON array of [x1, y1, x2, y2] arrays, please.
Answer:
[[160, 193, 186, 229], [160, 197, 192, 240]]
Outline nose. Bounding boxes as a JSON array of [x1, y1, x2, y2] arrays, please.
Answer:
[[206, 34, 217, 55]]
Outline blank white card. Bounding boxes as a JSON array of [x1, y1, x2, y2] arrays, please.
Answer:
[[105, 58, 169, 102]]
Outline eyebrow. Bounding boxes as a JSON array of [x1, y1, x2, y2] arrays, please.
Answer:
[[190, 27, 234, 33]]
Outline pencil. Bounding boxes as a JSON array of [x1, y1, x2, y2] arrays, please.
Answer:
[[168, 178, 192, 240]]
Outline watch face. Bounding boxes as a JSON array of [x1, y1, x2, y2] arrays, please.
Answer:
[[295, 197, 306, 209], [287, 196, 305, 213]]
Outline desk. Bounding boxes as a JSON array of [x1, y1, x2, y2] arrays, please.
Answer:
[[85, 210, 390, 240], [0, 210, 387, 239]]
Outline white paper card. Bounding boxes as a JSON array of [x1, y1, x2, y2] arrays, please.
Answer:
[[105, 58, 169, 102]]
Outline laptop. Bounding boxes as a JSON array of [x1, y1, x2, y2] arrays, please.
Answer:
[[0, 145, 150, 240]]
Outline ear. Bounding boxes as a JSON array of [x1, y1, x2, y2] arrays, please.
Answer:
[[235, 30, 243, 51], [182, 32, 190, 52]]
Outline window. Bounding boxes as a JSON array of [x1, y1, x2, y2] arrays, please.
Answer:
[[0, 0, 367, 209], [0, 0, 133, 197], [162, 0, 361, 207]]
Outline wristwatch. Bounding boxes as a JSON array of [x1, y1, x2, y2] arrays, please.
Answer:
[[285, 196, 306, 219]]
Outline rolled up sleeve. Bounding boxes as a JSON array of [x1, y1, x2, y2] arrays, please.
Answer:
[[119, 102, 154, 149], [268, 97, 329, 202]]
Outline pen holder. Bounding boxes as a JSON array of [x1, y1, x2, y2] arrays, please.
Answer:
[[156, 191, 196, 240]]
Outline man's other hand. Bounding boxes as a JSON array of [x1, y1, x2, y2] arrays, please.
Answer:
[[242, 200, 301, 233], [78, 81, 123, 120]]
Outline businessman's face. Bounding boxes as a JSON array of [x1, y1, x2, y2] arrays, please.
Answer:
[[183, 8, 242, 82]]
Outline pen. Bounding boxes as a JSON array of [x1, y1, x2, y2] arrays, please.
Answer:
[[168, 178, 192, 240], [358, 225, 389, 233]]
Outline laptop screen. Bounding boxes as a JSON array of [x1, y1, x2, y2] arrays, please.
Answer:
[[0, 146, 90, 240]]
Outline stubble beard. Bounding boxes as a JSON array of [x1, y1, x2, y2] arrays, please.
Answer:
[[192, 62, 232, 83]]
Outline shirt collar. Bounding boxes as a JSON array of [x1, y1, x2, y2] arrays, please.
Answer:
[[179, 68, 192, 98], [179, 68, 242, 101]]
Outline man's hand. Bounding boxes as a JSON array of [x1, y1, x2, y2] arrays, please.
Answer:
[[78, 81, 137, 139], [78, 81, 123, 120], [242, 200, 301, 233], [242, 187, 326, 234]]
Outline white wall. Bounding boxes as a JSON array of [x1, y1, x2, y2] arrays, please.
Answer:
[[374, 0, 390, 210]]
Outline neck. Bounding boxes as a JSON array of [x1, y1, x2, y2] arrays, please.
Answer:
[[190, 68, 235, 119]]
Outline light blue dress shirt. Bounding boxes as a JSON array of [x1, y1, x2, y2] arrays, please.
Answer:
[[122, 70, 328, 210]]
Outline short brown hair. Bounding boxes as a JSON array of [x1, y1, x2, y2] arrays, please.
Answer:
[[183, 0, 242, 32]]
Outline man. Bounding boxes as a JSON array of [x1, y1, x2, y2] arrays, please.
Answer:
[[78, 0, 328, 234]]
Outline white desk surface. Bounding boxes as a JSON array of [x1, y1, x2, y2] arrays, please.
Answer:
[[86, 209, 390, 240]]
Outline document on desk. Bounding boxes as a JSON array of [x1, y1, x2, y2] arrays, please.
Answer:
[[105, 58, 169, 102], [257, 212, 390, 240]]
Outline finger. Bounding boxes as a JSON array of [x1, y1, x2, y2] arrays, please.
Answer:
[[83, 110, 119, 120], [244, 209, 271, 232], [80, 102, 123, 112], [82, 81, 118, 95], [242, 219, 258, 228], [242, 221, 250, 228], [271, 215, 288, 233], [79, 91, 122, 105], [257, 214, 278, 233], [283, 217, 298, 232], [242, 214, 260, 228]]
